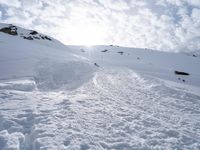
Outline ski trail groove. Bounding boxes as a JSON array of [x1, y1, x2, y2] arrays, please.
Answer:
[[0, 69, 199, 149]]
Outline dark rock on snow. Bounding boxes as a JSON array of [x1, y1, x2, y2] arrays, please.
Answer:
[[23, 36, 34, 40], [193, 54, 197, 57], [101, 49, 108, 52], [0, 25, 18, 35], [174, 70, 190, 76], [40, 35, 45, 40], [33, 36, 40, 40], [29, 30, 38, 35], [94, 63, 100, 67], [80, 49, 85, 52], [44, 36, 52, 41], [117, 51, 124, 55]]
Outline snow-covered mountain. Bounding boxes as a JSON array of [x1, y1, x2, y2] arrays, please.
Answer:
[[0, 23, 200, 149], [0, 23, 95, 90]]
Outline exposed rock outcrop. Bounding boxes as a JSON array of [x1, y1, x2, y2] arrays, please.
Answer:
[[174, 70, 190, 76], [0, 25, 18, 35]]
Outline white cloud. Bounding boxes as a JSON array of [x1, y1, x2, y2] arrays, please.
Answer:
[[186, 0, 200, 7], [0, 0, 21, 7], [0, 0, 200, 52], [98, 0, 129, 11], [191, 8, 200, 24]]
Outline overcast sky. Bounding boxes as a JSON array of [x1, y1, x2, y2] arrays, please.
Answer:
[[0, 0, 200, 52]]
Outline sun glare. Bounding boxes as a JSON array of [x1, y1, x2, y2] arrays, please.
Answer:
[[66, 23, 106, 46]]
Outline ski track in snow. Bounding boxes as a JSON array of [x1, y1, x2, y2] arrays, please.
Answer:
[[0, 68, 200, 150]]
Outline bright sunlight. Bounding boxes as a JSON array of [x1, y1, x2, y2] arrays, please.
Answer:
[[63, 23, 106, 46], [66, 23, 107, 46]]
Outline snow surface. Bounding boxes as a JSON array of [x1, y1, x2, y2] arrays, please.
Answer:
[[0, 23, 200, 149]]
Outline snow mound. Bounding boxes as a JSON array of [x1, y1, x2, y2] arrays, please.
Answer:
[[34, 60, 95, 90]]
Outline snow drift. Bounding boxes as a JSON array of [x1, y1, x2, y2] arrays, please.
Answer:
[[34, 59, 95, 90]]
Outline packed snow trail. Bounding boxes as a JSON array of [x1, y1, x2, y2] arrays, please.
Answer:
[[0, 68, 200, 149]]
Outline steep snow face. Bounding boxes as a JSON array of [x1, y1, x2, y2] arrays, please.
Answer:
[[0, 24, 200, 149]]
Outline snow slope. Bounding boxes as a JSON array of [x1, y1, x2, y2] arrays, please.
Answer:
[[0, 23, 200, 150], [69, 45, 200, 87], [0, 23, 95, 90]]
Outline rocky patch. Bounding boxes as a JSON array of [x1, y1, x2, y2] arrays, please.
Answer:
[[22, 36, 34, 40], [101, 49, 108, 52], [174, 70, 190, 76], [0, 25, 18, 36], [117, 51, 124, 55], [29, 30, 38, 35], [0, 24, 52, 42]]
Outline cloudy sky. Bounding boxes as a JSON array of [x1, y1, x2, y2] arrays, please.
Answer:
[[0, 0, 200, 52]]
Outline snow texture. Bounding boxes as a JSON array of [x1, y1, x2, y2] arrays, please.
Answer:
[[0, 23, 200, 150]]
